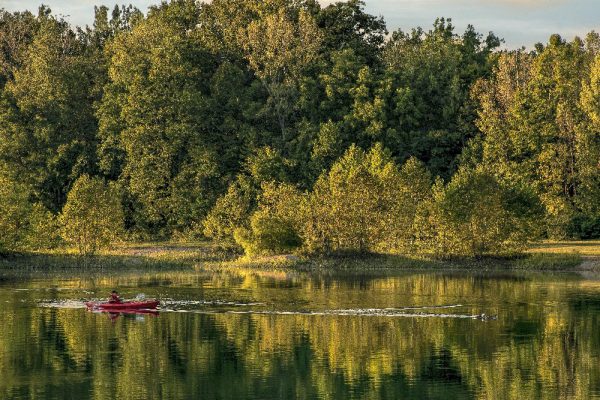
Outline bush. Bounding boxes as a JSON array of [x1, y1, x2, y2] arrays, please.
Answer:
[[203, 147, 292, 243], [301, 144, 428, 254], [245, 146, 290, 184], [219, 146, 543, 259], [59, 175, 124, 255], [203, 175, 258, 241], [22, 203, 62, 250], [234, 182, 303, 256], [384, 157, 432, 253], [0, 177, 31, 253], [566, 213, 600, 239], [0, 174, 59, 253], [414, 168, 543, 257]]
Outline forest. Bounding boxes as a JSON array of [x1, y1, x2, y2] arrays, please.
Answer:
[[0, 0, 599, 258]]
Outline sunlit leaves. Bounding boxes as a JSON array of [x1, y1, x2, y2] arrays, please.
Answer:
[[0, 173, 58, 253], [239, 6, 323, 138], [234, 181, 304, 255], [0, 17, 98, 212], [99, 0, 220, 234], [414, 168, 543, 257], [59, 174, 124, 255], [472, 35, 600, 237]]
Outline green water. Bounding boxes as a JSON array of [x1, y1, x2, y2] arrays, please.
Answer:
[[1, 268, 599, 399]]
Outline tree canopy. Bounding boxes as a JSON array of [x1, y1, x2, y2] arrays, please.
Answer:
[[1, 0, 598, 256]]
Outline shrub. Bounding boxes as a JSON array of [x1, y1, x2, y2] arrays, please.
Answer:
[[0, 176, 31, 253], [414, 168, 543, 257], [203, 175, 258, 241], [234, 182, 303, 256], [60, 175, 124, 255], [301, 143, 423, 254], [0, 174, 59, 253], [245, 146, 290, 184], [22, 203, 62, 250], [566, 213, 600, 239], [204, 147, 292, 243], [383, 157, 432, 253]]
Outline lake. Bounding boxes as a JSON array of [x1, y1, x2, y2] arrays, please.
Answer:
[[1, 268, 599, 399]]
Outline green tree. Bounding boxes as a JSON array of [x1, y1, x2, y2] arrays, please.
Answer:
[[302, 143, 403, 254], [470, 50, 533, 176], [98, 0, 222, 234], [0, 8, 43, 88], [59, 175, 124, 255], [0, 16, 98, 212], [234, 181, 303, 256], [383, 157, 432, 253], [203, 175, 258, 241], [0, 175, 30, 253], [383, 19, 500, 177], [0, 172, 59, 253], [472, 34, 600, 237], [314, 0, 387, 65], [203, 146, 290, 242], [240, 6, 323, 140], [414, 168, 542, 257]]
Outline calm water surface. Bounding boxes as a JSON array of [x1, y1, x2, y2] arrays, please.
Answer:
[[1, 268, 599, 399]]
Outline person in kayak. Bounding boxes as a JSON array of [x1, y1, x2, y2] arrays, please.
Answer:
[[108, 290, 122, 304]]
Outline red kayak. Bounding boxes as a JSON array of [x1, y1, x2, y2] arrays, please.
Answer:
[[85, 300, 160, 311]]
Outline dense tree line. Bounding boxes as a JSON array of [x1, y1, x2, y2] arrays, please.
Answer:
[[0, 0, 598, 256]]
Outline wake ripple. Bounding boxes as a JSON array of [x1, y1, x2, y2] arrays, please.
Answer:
[[162, 299, 265, 307], [38, 300, 87, 309], [159, 305, 496, 320]]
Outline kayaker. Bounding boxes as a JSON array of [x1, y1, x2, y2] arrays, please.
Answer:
[[108, 290, 122, 304]]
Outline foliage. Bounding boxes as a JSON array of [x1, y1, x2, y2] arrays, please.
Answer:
[[414, 168, 543, 257], [245, 146, 290, 184], [0, 8, 42, 87], [239, 5, 323, 139], [315, 0, 387, 65], [1, 2, 598, 255], [472, 36, 600, 238], [234, 182, 303, 256], [382, 19, 501, 178], [301, 144, 416, 254], [98, 0, 222, 234], [59, 175, 124, 255], [203, 175, 258, 241], [566, 213, 600, 240], [203, 147, 290, 242], [0, 173, 59, 253], [0, 16, 98, 212], [385, 157, 433, 253]]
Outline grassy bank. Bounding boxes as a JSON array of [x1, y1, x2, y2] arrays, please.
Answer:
[[527, 240, 600, 256], [192, 240, 594, 272], [1, 240, 598, 276]]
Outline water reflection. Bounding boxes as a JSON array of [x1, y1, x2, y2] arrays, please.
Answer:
[[94, 310, 160, 322], [0, 270, 599, 399]]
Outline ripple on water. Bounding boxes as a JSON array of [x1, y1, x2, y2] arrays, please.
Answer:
[[38, 300, 87, 309], [38, 299, 495, 320], [158, 304, 495, 320], [161, 299, 266, 307]]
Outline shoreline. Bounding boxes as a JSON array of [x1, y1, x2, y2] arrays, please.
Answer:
[[1, 241, 598, 276]]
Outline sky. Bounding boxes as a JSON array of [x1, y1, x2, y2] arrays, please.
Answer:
[[1, 0, 598, 48]]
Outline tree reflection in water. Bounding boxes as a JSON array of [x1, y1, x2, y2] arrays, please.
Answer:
[[0, 270, 599, 399]]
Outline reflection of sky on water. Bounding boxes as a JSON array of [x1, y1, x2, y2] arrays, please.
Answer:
[[2, 0, 598, 48]]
